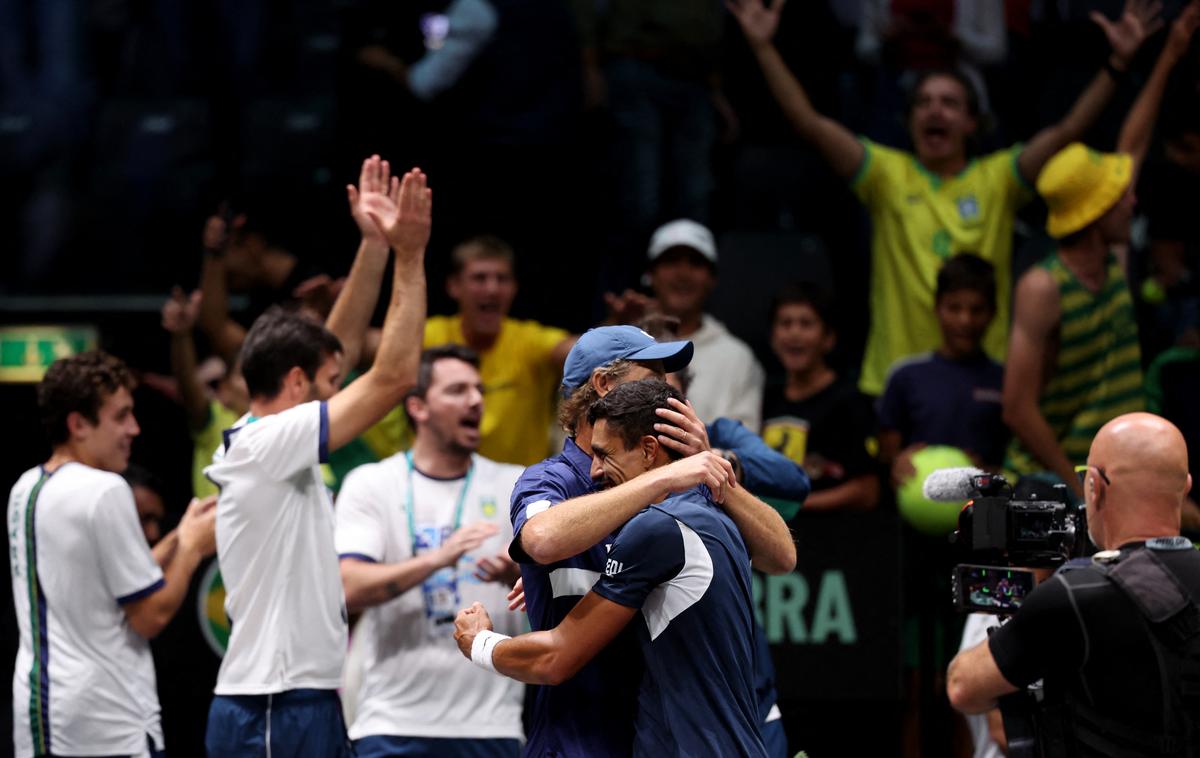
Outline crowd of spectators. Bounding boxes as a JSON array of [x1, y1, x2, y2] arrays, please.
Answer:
[[5, 0, 1200, 756]]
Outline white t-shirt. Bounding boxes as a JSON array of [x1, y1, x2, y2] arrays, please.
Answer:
[[336, 452, 526, 740], [959, 613, 1005, 758], [205, 400, 348, 695], [8, 463, 165, 758], [688, 315, 765, 431]]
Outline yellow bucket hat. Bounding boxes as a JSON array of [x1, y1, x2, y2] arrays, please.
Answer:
[[1036, 143, 1133, 239]]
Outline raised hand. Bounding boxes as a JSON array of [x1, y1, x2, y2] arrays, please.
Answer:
[[727, 0, 786, 50], [368, 168, 433, 256], [654, 397, 712, 458], [347, 154, 397, 246], [161, 287, 201, 334], [436, 521, 500, 569], [1093, 0, 1164, 67], [1165, 0, 1200, 62], [655, 450, 738, 503]]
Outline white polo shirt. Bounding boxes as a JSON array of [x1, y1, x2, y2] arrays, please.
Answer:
[[335, 452, 525, 740], [205, 400, 348, 695], [8, 463, 165, 758]]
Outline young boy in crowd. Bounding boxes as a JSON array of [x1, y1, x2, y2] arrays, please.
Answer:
[[878, 254, 1008, 487], [761, 283, 879, 511]]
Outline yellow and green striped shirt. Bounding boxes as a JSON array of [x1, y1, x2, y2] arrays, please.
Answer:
[[1006, 253, 1143, 475]]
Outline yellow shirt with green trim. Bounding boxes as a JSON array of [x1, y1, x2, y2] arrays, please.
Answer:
[[425, 315, 570, 466], [852, 139, 1034, 395], [1004, 253, 1143, 475], [192, 400, 241, 498]]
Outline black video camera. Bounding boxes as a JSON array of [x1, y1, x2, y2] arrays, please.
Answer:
[[949, 472, 1088, 614]]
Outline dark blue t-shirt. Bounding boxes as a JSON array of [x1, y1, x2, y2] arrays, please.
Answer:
[[592, 488, 767, 758], [509, 438, 640, 758], [878, 351, 1008, 466]]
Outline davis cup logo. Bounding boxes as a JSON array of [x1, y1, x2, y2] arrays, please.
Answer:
[[198, 560, 230, 657]]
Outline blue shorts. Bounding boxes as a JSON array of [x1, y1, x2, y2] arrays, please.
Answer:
[[353, 735, 520, 758], [205, 688, 351, 757]]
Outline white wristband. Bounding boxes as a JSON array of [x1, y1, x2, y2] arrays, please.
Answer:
[[470, 629, 511, 673]]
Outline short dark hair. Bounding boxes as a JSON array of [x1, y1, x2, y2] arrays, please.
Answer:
[[123, 464, 165, 497], [936, 254, 996, 309], [769, 282, 836, 330], [239, 306, 343, 399], [403, 344, 482, 427], [38, 351, 137, 446], [587, 378, 685, 460], [450, 235, 515, 276], [907, 69, 986, 153]]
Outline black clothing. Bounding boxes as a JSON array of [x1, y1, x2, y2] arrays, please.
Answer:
[[989, 540, 1200, 756]]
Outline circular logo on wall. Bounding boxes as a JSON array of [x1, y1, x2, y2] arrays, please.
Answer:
[[197, 560, 230, 657]]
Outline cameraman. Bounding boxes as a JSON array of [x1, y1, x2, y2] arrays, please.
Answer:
[[947, 412, 1199, 756]]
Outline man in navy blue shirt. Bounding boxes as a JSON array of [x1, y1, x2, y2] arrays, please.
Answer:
[[458, 379, 769, 757], [504, 326, 796, 757]]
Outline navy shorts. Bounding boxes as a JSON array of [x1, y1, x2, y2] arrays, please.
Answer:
[[353, 735, 520, 758], [205, 688, 352, 757]]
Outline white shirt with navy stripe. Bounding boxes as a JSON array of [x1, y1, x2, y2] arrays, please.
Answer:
[[335, 452, 525, 740], [205, 400, 347, 695], [8, 462, 164, 757]]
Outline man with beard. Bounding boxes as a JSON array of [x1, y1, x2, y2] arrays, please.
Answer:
[[336, 345, 526, 758], [203, 166, 431, 755], [456, 379, 768, 757]]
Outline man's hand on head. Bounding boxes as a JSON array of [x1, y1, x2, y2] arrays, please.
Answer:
[[654, 398, 711, 457], [454, 601, 495, 658]]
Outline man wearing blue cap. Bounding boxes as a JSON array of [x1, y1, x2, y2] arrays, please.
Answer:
[[502, 325, 797, 757]]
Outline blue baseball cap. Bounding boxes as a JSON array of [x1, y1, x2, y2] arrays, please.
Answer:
[[560, 326, 693, 395]]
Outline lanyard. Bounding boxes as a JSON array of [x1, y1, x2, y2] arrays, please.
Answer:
[[404, 451, 474, 554]]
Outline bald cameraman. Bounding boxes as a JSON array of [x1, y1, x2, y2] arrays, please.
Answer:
[[947, 412, 1200, 756]]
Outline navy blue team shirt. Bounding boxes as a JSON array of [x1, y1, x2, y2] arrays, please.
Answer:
[[593, 487, 767, 758], [510, 430, 795, 757], [510, 437, 641, 757]]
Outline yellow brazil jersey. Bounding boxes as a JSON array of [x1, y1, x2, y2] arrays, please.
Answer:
[[852, 139, 1034, 395], [192, 399, 241, 498], [425, 315, 570, 466]]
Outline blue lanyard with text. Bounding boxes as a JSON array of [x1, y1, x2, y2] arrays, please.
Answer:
[[404, 451, 475, 554]]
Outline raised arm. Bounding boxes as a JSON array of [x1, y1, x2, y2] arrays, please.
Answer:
[[325, 155, 395, 372], [196, 215, 247, 365], [516, 452, 737, 566], [1001, 269, 1079, 496], [727, 0, 865, 179], [161, 287, 209, 432], [326, 168, 430, 452], [719, 484, 796, 574], [1017, 0, 1163, 182], [1118, 2, 1200, 173], [124, 496, 217, 639], [454, 593, 636, 685]]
